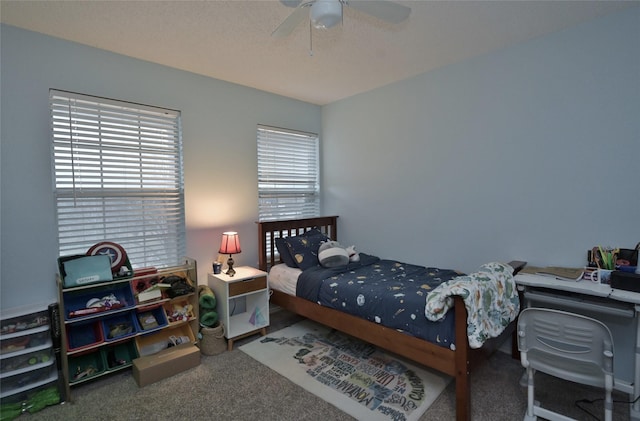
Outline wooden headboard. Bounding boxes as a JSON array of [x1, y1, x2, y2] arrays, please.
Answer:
[[257, 216, 338, 272]]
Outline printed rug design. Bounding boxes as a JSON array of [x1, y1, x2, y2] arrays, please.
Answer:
[[239, 320, 451, 421]]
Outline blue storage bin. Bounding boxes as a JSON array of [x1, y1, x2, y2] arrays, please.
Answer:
[[66, 321, 103, 351], [101, 312, 137, 342], [64, 283, 134, 320], [135, 305, 168, 332]]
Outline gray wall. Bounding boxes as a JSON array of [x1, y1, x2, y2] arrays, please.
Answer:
[[0, 24, 321, 308], [322, 7, 639, 273]]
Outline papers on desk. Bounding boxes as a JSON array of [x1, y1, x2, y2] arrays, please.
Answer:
[[519, 266, 584, 282]]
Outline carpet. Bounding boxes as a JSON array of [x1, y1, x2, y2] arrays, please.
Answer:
[[239, 319, 451, 421]]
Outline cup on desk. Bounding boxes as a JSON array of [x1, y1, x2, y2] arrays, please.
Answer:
[[590, 268, 613, 284]]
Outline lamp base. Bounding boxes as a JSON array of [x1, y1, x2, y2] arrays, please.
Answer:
[[226, 255, 236, 277]]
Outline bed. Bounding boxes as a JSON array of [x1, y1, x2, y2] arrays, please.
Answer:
[[258, 216, 524, 421]]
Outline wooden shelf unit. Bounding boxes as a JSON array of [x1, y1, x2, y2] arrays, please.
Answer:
[[57, 257, 199, 401]]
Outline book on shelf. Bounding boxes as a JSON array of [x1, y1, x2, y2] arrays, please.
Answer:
[[520, 266, 584, 282], [135, 282, 172, 303]]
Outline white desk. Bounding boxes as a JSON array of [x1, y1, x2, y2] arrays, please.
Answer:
[[516, 273, 640, 421]]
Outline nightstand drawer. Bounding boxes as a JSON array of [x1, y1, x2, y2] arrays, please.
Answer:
[[228, 276, 267, 297]]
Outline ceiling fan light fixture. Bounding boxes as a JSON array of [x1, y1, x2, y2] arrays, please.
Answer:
[[310, 0, 342, 29]]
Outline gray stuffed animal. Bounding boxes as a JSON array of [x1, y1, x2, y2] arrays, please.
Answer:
[[318, 240, 350, 268]]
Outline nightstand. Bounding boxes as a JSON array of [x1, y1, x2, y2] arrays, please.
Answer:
[[207, 266, 269, 351]]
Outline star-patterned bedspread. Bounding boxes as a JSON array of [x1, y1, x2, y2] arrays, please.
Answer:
[[424, 262, 519, 349], [296, 254, 464, 349]]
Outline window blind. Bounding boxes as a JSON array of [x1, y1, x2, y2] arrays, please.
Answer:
[[257, 125, 319, 221], [50, 90, 185, 268]]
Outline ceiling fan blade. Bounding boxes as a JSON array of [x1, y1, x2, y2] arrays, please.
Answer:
[[272, 2, 314, 38], [345, 0, 411, 24]]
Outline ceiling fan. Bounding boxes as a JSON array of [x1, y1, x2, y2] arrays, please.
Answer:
[[272, 0, 411, 38]]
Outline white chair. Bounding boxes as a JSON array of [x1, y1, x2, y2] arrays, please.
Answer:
[[517, 307, 614, 421]]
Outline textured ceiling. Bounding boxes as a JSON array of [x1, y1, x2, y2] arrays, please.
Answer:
[[0, 0, 635, 105]]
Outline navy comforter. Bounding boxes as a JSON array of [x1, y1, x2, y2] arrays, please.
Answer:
[[296, 253, 464, 348]]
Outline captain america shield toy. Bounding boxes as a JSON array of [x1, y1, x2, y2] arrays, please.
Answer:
[[87, 241, 127, 272]]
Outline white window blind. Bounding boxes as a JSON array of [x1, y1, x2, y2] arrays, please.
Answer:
[[50, 90, 185, 269], [257, 125, 319, 221]]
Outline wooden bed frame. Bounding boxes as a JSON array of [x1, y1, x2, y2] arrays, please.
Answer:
[[257, 216, 520, 421]]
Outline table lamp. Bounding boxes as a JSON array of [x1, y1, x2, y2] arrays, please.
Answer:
[[219, 231, 241, 277]]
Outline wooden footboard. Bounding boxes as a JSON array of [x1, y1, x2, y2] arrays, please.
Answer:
[[257, 216, 517, 421], [269, 289, 459, 374]]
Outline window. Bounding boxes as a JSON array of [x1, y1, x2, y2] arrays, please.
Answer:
[[50, 90, 185, 268], [257, 125, 319, 221]]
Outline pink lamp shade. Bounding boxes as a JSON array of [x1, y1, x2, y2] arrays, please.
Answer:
[[219, 232, 241, 276], [219, 232, 241, 255]]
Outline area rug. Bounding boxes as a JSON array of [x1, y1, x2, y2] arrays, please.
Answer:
[[239, 319, 451, 421]]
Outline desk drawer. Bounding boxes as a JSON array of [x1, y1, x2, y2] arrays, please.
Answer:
[[229, 276, 266, 297], [523, 290, 635, 318]]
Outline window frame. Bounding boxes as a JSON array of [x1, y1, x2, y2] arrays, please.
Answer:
[[50, 89, 186, 269], [257, 124, 320, 222]]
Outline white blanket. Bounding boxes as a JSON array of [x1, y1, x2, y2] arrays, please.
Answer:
[[424, 262, 519, 349]]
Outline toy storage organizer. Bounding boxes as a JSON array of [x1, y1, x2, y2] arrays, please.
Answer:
[[0, 304, 59, 406], [57, 257, 199, 401]]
